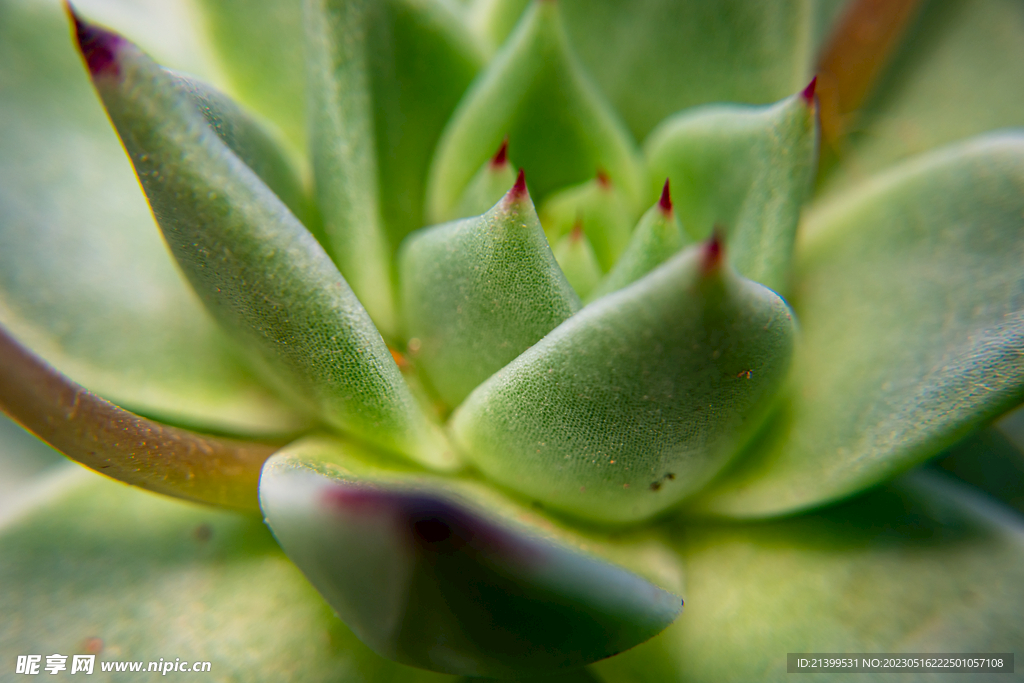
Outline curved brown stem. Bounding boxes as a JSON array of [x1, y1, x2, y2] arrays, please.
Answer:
[[0, 325, 276, 512], [816, 0, 924, 151]]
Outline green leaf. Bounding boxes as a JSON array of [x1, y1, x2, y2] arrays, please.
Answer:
[[451, 240, 796, 524], [693, 135, 1024, 518], [644, 85, 818, 293], [467, 0, 815, 142], [193, 0, 307, 153], [589, 183, 690, 300], [552, 227, 603, 300], [594, 472, 1024, 682], [0, 0, 301, 436], [170, 72, 315, 231], [819, 0, 1024, 199], [259, 436, 683, 678], [73, 16, 453, 469], [426, 0, 644, 223], [0, 470, 455, 683], [306, 0, 484, 336], [399, 176, 580, 409], [539, 174, 637, 272]]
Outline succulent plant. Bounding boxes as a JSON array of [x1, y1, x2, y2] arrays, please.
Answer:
[[2, 0, 1024, 680]]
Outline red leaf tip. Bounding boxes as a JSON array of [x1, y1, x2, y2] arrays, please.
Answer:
[[701, 226, 725, 273], [67, 4, 123, 77], [658, 179, 672, 214], [595, 169, 611, 189], [570, 221, 585, 242], [508, 168, 528, 201], [801, 76, 817, 105], [490, 136, 509, 169]]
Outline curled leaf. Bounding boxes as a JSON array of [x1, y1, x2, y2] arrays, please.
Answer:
[[260, 436, 683, 677]]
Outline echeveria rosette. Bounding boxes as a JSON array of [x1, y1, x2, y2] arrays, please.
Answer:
[[1, 1, 1024, 682]]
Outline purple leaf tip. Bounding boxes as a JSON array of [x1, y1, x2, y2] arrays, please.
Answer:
[[67, 3, 123, 77], [508, 168, 528, 201], [658, 179, 672, 214], [701, 226, 725, 273], [801, 76, 818, 105], [490, 137, 509, 169]]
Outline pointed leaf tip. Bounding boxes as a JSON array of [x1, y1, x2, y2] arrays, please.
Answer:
[[701, 227, 725, 272], [596, 169, 612, 188], [508, 167, 528, 201], [491, 137, 510, 168], [67, 6, 123, 76], [801, 75, 818, 105], [658, 178, 673, 214]]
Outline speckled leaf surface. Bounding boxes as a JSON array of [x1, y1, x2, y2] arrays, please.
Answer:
[[594, 473, 1024, 683], [0, 470, 455, 683], [400, 178, 579, 409], [452, 243, 796, 523], [75, 19, 450, 468], [694, 136, 1024, 518], [260, 436, 683, 677], [0, 0, 301, 436]]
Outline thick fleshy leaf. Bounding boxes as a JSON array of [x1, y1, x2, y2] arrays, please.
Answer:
[[468, 0, 814, 142], [539, 175, 637, 272], [594, 472, 1024, 682], [819, 0, 1024, 199], [170, 72, 314, 230], [693, 135, 1024, 518], [307, 0, 484, 336], [552, 227, 603, 300], [0, 470, 454, 682], [259, 436, 683, 678], [645, 85, 818, 293], [590, 183, 689, 300], [73, 16, 452, 469], [426, 0, 645, 223], [193, 0, 307, 153], [0, 0, 301, 435], [399, 176, 580, 409], [452, 240, 797, 524]]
